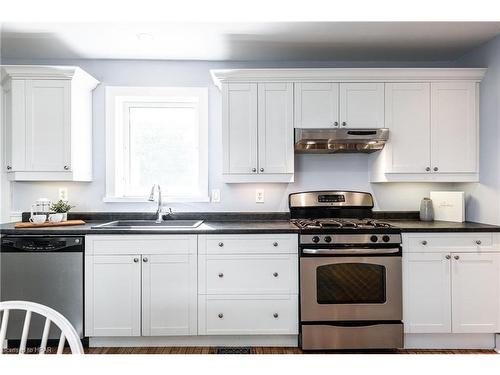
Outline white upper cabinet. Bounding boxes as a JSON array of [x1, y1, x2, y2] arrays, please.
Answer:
[[1, 65, 99, 181], [294, 82, 339, 128], [371, 80, 480, 182], [430, 82, 477, 174], [294, 82, 384, 129], [383, 83, 431, 174], [339, 83, 385, 128], [223, 82, 294, 183]]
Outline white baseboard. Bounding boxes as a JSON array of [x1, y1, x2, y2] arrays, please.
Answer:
[[405, 333, 496, 349], [89, 335, 298, 348]]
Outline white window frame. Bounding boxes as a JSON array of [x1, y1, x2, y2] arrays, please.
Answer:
[[104, 86, 209, 202]]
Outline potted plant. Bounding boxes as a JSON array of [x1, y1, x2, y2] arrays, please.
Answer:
[[50, 200, 75, 221]]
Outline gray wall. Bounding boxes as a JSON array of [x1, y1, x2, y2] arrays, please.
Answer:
[[455, 35, 500, 225], [2, 58, 459, 214]]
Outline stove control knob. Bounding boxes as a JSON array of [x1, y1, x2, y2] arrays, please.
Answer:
[[382, 235, 391, 243], [312, 236, 320, 243], [324, 236, 332, 243], [370, 235, 378, 243]]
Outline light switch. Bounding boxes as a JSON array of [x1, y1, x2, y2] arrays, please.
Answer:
[[255, 189, 265, 203], [211, 189, 221, 203], [58, 187, 68, 201]]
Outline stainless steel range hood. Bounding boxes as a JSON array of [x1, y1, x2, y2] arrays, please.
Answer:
[[294, 128, 389, 154]]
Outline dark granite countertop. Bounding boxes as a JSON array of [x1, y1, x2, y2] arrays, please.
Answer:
[[385, 219, 500, 233]]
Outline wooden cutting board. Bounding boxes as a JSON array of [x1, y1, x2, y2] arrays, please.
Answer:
[[15, 220, 86, 228]]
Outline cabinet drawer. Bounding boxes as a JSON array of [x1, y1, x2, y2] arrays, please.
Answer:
[[200, 234, 298, 254], [404, 233, 494, 253], [198, 295, 298, 335], [199, 254, 298, 295], [86, 235, 197, 255]]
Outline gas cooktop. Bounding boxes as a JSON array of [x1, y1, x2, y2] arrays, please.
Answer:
[[291, 218, 394, 230]]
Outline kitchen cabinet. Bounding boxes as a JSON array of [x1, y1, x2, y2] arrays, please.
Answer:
[[222, 82, 294, 183], [294, 82, 384, 129], [1, 65, 99, 181], [403, 233, 500, 334], [198, 234, 298, 335], [84, 235, 197, 337], [371, 81, 479, 182]]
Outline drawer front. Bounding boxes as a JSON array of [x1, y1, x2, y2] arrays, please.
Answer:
[[199, 254, 298, 295], [86, 235, 197, 255], [200, 234, 298, 254], [198, 295, 298, 335], [404, 233, 494, 253]]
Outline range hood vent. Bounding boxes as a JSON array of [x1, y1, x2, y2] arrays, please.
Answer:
[[294, 128, 389, 154]]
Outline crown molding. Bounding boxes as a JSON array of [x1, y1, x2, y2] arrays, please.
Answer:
[[210, 68, 487, 89]]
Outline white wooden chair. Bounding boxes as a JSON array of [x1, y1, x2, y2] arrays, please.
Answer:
[[0, 301, 84, 354]]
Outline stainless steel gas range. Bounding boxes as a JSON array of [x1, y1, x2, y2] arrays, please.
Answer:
[[289, 191, 403, 351]]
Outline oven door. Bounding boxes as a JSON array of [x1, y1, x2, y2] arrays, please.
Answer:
[[300, 254, 402, 322]]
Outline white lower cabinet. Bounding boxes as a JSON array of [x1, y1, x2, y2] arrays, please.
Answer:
[[197, 234, 299, 335], [85, 235, 197, 337], [403, 233, 500, 334]]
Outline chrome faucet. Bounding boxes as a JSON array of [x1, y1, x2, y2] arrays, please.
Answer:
[[148, 184, 163, 223]]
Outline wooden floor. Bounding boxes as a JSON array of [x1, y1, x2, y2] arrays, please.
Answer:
[[83, 347, 498, 355]]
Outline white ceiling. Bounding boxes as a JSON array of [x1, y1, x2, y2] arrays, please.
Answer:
[[2, 22, 500, 61]]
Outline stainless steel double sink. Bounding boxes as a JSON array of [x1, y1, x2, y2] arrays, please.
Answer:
[[92, 220, 204, 230]]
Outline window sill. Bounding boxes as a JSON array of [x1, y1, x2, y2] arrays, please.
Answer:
[[103, 196, 211, 203]]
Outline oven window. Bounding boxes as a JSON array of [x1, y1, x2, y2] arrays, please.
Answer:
[[316, 263, 386, 304]]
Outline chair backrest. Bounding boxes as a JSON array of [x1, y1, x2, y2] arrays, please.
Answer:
[[0, 300, 84, 354]]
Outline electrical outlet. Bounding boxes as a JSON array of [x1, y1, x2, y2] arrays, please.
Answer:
[[211, 189, 221, 203], [255, 189, 265, 203], [58, 187, 68, 201]]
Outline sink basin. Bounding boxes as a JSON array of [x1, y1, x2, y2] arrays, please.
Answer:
[[92, 220, 204, 230]]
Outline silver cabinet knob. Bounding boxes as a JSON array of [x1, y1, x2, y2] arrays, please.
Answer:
[[218, 273, 224, 278], [445, 254, 451, 260], [143, 257, 148, 263], [273, 272, 279, 277], [218, 313, 224, 319], [6, 165, 11, 170], [333, 121, 339, 127], [425, 167, 431, 172], [341, 122, 347, 127], [454, 255, 460, 260], [273, 242, 278, 247], [133, 258, 139, 263], [260, 168, 264, 172], [252, 168, 256, 172], [421, 240, 428, 245], [64, 165, 70, 170], [273, 313, 279, 318], [476, 240, 482, 245], [218, 242, 224, 247], [433, 167, 439, 172]]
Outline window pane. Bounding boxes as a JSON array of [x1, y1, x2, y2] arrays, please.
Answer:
[[127, 106, 200, 197]]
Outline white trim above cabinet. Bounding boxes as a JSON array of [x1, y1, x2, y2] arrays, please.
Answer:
[[1, 65, 99, 181]]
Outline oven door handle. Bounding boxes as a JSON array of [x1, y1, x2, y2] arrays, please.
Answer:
[[302, 247, 401, 255]]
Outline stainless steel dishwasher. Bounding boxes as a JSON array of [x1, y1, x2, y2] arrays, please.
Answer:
[[0, 236, 84, 339]]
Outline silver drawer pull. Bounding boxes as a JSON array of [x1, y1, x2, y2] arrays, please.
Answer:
[[273, 313, 279, 318], [445, 254, 451, 260], [421, 240, 427, 245], [218, 273, 224, 278], [273, 272, 279, 277], [218, 242, 224, 247], [273, 242, 278, 247], [142, 257, 148, 263], [476, 240, 482, 245], [218, 313, 224, 319], [454, 255, 460, 260], [133, 258, 139, 263]]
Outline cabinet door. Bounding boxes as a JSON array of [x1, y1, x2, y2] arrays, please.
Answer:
[[222, 83, 258, 174], [25, 79, 71, 172], [385, 83, 431, 173], [403, 252, 451, 333], [294, 82, 339, 128], [86, 255, 141, 336], [3, 80, 27, 171], [257, 83, 294, 174], [451, 252, 500, 333], [430, 82, 477, 173], [340, 83, 384, 128], [142, 254, 197, 336]]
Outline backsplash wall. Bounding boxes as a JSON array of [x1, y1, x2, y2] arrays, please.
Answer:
[[3, 58, 459, 214]]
